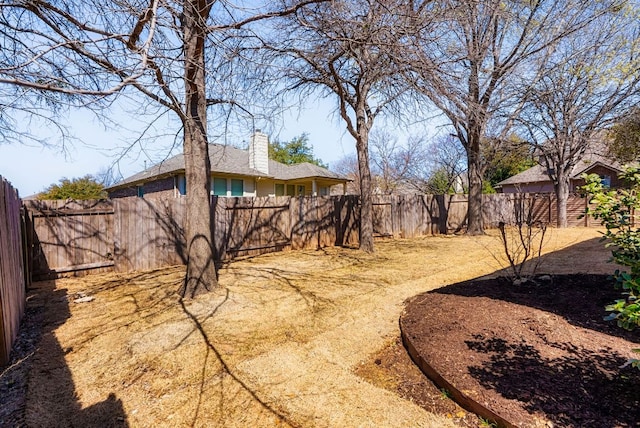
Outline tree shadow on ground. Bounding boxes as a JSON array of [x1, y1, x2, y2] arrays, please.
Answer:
[[10, 263, 336, 427], [16, 280, 128, 427], [416, 236, 640, 427], [436, 237, 638, 340], [465, 334, 640, 427], [174, 253, 378, 426], [178, 295, 300, 427]]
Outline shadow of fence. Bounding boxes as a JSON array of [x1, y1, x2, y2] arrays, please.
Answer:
[[12, 280, 129, 427]]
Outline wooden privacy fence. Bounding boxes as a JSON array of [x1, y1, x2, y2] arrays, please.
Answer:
[[113, 194, 486, 271], [24, 199, 114, 280], [0, 176, 26, 366], [25, 192, 596, 277], [113, 195, 361, 272]]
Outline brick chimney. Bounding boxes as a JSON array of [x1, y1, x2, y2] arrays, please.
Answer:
[[249, 130, 269, 174]]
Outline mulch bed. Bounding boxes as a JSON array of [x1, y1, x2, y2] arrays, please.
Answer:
[[400, 274, 640, 428]]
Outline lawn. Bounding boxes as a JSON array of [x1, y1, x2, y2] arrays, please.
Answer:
[[6, 228, 613, 427]]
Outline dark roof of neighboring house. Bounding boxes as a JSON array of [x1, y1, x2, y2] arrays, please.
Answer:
[[268, 160, 345, 181], [497, 147, 624, 188], [107, 143, 347, 191]]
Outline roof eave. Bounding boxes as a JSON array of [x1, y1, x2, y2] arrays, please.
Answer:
[[106, 170, 182, 192], [571, 161, 624, 179]]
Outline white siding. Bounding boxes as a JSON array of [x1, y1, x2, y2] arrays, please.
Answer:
[[249, 132, 269, 174], [256, 179, 275, 197], [244, 179, 256, 197]]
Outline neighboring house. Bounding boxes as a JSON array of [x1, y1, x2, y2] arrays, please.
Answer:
[[107, 132, 349, 199], [496, 147, 625, 194]]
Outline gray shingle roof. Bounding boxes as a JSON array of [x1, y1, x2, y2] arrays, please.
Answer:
[[107, 143, 347, 190], [497, 144, 624, 187], [497, 164, 550, 186], [268, 160, 345, 180]]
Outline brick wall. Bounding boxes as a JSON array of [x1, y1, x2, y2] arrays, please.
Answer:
[[109, 176, 176, 199], [571, 165, 624, 191]]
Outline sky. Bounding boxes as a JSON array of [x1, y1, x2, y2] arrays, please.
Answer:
[[0, 97, 439, 198]]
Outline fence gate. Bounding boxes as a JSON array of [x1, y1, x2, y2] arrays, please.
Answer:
[[24, 200, 115, 280]]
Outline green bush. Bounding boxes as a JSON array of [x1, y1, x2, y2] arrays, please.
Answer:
[[582, 168, 640, 330], [38, 175, 107, 200], [582, 168, 640, 368]]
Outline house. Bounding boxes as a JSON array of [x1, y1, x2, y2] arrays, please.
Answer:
[[107, 132, 349, 199], [496, 146, 625, 194]]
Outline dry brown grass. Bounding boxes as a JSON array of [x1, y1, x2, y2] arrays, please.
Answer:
[[24, 228, 611, 427]]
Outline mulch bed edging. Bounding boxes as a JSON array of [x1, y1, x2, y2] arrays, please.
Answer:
[[399, 274, 640, 428], [400, 315, 516, 428]]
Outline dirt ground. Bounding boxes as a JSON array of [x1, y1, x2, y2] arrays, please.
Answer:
[[0, 228, 619, 427]]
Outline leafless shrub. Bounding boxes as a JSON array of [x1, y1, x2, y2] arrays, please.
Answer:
[[495, 195, 548, 284]]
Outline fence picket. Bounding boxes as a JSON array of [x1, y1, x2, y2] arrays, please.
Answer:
[[22, 192, 597, 278], [0, 177, 26, 366]]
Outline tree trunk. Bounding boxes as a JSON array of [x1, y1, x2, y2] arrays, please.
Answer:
[[356, 129, 375, 252], [179, 1, 218, 298], [555, 172, 570, 228], [466, 138, 485, 235]]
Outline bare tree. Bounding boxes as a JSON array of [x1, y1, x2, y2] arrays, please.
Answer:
[[370, 132, 465, 195], [332, 154, 361, 194], [334, 132, 434, 195], [516, 6, 640, 227], [369, 130, 429, 194], [267, 0, 418, 252], [333, 129, 464, 197], [0, 1, 317, 297], [94, 167, 123, 188], [419, 134, 467, 194], [406, 0, 614, 234], [370, 130, 401, 194]]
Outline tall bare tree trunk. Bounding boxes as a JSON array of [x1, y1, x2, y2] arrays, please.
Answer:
[[356, 133, 375, 252], [466, 129, 485, 235], [555, 173, 570, 228], [467, 162, 484, 235], [180, 0, 218, 298]]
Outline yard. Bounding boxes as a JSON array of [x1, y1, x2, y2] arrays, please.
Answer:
[[0, 228, 628, 427]]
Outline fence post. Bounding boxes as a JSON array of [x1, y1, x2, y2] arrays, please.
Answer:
[[0, 301, 6, 366], [391, 194, 397, 237], [20, 206, 32, 287], [0, 177, 26, 366], [289, 196, 295, 250]]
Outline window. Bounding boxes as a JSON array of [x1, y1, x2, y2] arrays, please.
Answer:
[[319, 186, 329, 196], [213, 178, 227, 196], [601, 175, 611, 188], [287, 184, 295, 196], [211, 177, 244, 196], [177, 175, 186, 196], [297, 185, 306, 196], [230, 179, 244, 196], [137, 185, 144, 198], [275, 183, 285, 196]]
